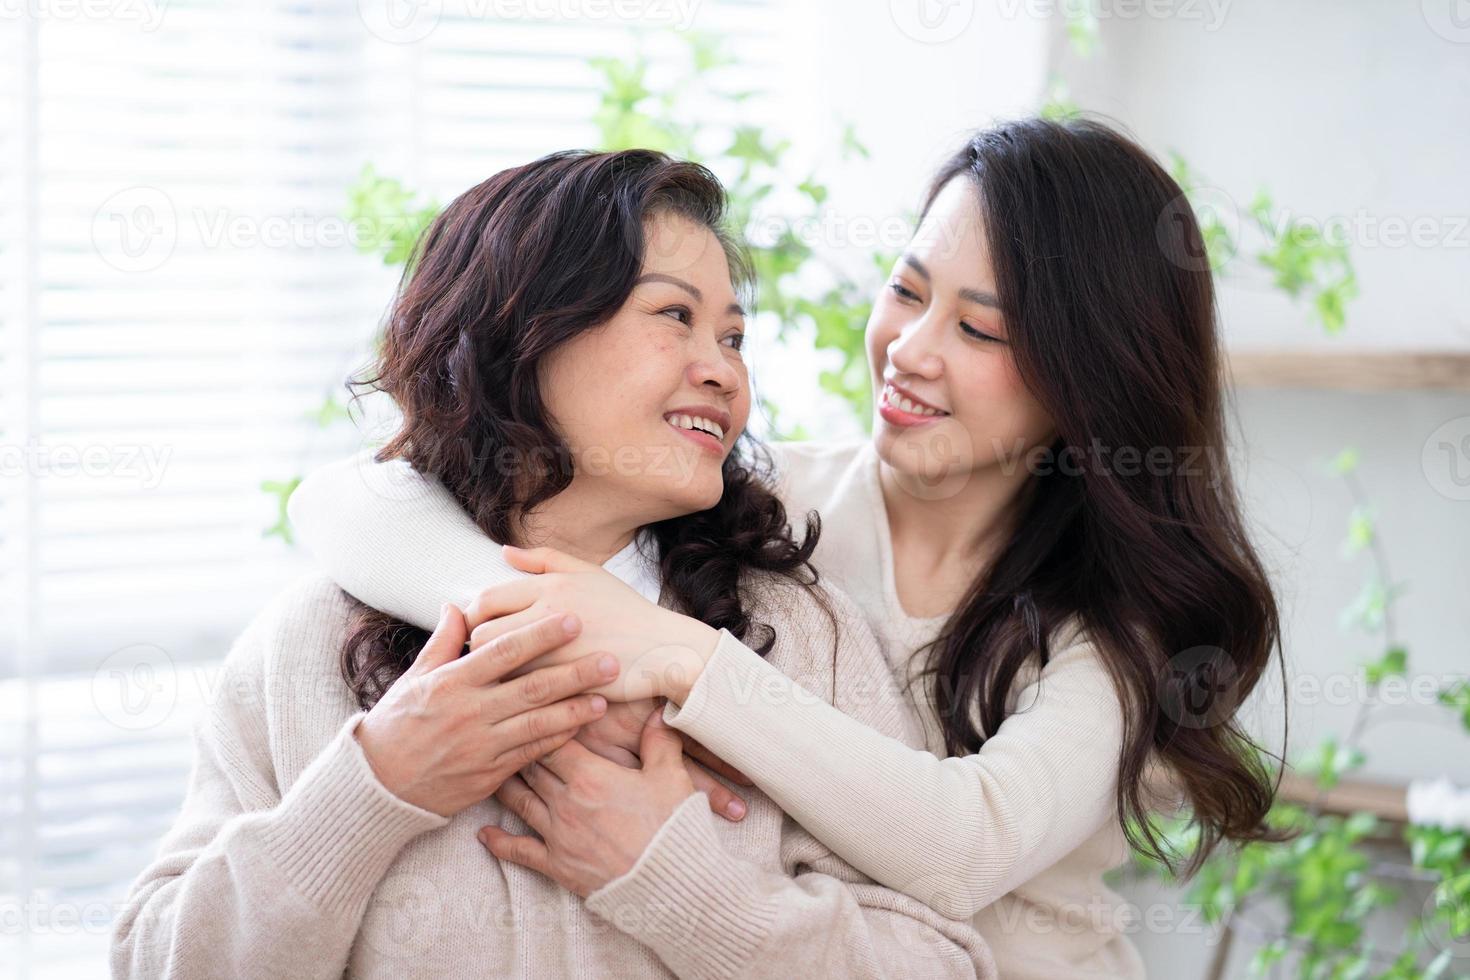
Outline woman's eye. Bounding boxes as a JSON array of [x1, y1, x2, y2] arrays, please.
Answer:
[[661, 306, 692, 324], [722, 333, 745, 352], [961, 322, 1003, 343], [889, 281, 921, 303]]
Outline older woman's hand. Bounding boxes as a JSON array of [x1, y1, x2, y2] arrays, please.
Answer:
[[574, 697, 754, 821], [354, 603, 617, 817], [479, 706, 698, 896]]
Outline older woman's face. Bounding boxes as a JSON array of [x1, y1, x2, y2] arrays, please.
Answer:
[[539, 211, 750, 524]]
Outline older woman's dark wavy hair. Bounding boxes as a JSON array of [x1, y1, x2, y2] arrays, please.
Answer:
[[914, 116, 1289, 876], [340, 149, 822, 707]]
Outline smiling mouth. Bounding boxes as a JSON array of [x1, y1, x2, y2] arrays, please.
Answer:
[[881, 383, 950, 418], [664, 411, 726, 443]]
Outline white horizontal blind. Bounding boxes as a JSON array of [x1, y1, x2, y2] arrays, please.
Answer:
[[0, 2, 780, 977]]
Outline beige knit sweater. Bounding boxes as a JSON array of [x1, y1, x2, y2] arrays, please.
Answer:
[[284, 442, 1151, 979], [110, 567, 996, 979]]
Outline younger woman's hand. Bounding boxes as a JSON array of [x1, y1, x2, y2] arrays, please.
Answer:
[[463, 545, 718, 703], [480, 707, 696, 896], [354, 602, 619, 817], [574, 698, 753, 821]]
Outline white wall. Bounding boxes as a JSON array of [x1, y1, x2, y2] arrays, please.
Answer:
[[1058, 0, 1470, 352], [1051, 5, 1470, 976]]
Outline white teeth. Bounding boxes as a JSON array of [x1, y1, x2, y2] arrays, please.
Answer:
[[884, 385, 944, 417], [667, 413, 724, 441]]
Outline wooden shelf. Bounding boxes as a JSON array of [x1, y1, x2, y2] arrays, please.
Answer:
[[1226, 350, 1470, 391], [1276, 772, 1409, 823]]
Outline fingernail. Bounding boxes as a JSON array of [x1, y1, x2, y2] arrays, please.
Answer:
[[598, 655, 618, 677], [726, 799, 746, 819], [590, 695, 607, 713], [438, 602, 452, 624], [561, 614, 581, 634]]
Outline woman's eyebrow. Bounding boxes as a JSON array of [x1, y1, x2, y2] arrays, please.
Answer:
[[635, 272, 745, 316], [635, 272, 701, 300], [900, 253, 1001, 309]]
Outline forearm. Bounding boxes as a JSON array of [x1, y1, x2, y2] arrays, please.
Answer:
[[111, 713, 447, 979], [287, 450, 515, 631], [662, 633, 1122, 919], [584, 794, 994, 979]]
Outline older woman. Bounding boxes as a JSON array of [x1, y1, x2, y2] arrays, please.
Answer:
[[110, 149, 994, 979]]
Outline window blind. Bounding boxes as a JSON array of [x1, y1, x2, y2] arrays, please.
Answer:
[[0, 1, 780, 976]]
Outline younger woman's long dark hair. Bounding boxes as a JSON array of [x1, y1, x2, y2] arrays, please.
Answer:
[[340, 149, 821, 708], [918, 117, 1287, 874]]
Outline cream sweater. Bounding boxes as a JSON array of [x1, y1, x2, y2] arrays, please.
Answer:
[[285, 442, 1149, 979], [111, 568, 996, 979]]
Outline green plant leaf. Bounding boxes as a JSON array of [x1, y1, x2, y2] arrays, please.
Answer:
[[260, 477, 302, 544], [1362, 646, 1407, 686], [1438, 681, 1470, 732], [1330, 446, 1361, 475]]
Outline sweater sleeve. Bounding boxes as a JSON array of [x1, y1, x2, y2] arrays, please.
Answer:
[[585, 589, 995, 979], [286, 449, 518, 631], [583, 793, 995, 980], [661, 621, 1124, 921], [110, 615, 449, 979]]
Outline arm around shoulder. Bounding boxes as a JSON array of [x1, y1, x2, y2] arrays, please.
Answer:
[[287, 450, 518, 631], [664, 595, 1126, 919]]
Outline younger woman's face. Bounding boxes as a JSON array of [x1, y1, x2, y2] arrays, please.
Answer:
[[865, 177, 1055, 495], [539, 211, 750, 523]]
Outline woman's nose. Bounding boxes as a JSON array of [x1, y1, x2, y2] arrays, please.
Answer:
[[689, 339, 741, 394], [887, 313, 944, 380]]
